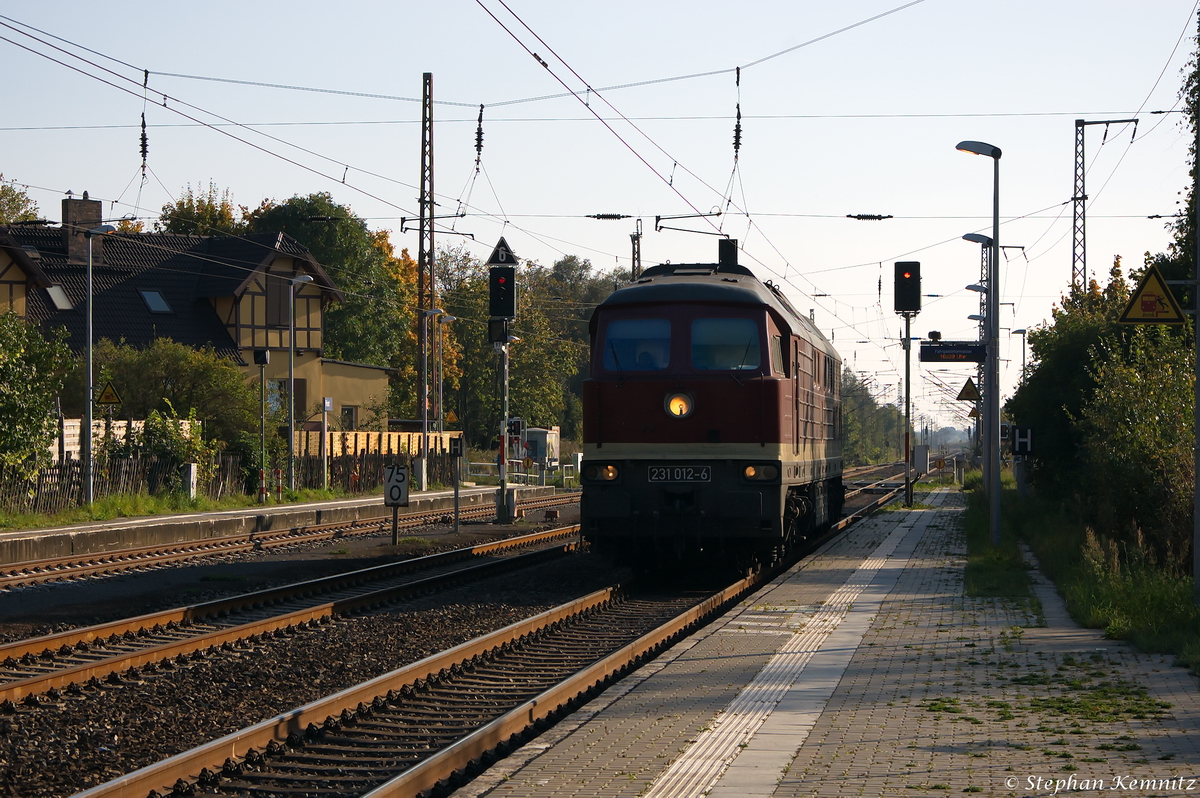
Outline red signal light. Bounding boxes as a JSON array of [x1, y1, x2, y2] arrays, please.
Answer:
[[903, 271, 911, 279]]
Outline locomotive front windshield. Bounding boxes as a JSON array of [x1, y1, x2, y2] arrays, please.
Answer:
[[602, 318, 671, 370], [691, 318, 760, 370]]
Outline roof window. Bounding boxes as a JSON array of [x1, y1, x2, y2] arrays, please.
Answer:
[[139, 289, 173, 314], [45, 285, 72, 311]]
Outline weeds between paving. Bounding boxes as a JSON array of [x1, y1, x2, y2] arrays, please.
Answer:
[[952, 468, 1200, 675]]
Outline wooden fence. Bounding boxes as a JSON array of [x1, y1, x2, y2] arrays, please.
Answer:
[[293, 451, 457, 492], [294, 431, 460, 458], [0, 455, 246, 515]]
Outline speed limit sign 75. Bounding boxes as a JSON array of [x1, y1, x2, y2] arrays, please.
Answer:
[[384, 464, 409, 507]]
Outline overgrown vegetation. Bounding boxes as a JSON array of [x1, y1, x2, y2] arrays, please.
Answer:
[[960, 471, 1032, 600], [840, 370, 904, 465], [1000, 17, 1200, 669], [0, 311, 72, 474], [0, 484, 361, 532], [1006, 493, 1200, 671]]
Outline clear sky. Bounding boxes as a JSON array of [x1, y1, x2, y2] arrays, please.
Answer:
[[3, 1, 1197, 430]]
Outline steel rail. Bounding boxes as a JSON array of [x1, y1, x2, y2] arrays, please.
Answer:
[[843, 471, 905, 501], [0, 527, 580, 704], [72, 587, 623, 798], [367, 571, 759, 797], [73, 487, 900, 798], [0, 493, 578, 590]]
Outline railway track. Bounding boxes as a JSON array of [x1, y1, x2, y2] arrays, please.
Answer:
[[78, 578, 758, 798], [0, 492, 578, 591], [0, 526, 580, 707], [73, 481, 911, 798]]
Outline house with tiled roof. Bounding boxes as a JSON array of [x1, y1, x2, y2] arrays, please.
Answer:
[[0, 194, 389, 431]]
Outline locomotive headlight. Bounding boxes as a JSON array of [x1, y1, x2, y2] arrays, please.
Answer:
[[743, 464, 779, 481], [665, 392, 693, 418], [584, 464, 619, 481]]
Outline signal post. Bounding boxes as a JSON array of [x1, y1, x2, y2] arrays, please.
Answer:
[[894, 262, 921, 507], [487, 237, 518, 523]]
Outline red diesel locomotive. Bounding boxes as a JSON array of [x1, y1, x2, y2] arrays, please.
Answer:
[[580, 240, 843, 571]]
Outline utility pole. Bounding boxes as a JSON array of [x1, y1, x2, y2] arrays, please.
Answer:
[[1072, 118, 1138, 289], [630, 219, 642, 279], [416, 72, 435, 491]]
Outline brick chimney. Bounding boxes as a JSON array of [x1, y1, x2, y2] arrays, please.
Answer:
[[62, 191, 104, 265]]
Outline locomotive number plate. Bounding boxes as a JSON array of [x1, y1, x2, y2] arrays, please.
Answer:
[[647, 465, 711, 483]]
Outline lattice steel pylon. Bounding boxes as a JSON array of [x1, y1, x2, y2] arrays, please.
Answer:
[[1072, 117, 1138, 289], [1072, 120, 1087, 289]]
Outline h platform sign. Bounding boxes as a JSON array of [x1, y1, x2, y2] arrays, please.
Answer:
[[1012, 427, 1034, 456]]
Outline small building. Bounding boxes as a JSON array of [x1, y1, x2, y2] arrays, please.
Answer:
[[525, 426, 560, 467], [0, 194, 388, 430]]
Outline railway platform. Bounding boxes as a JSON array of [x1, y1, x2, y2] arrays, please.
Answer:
[[0, 484, 557, 565], [457, 488, 1200, 797]]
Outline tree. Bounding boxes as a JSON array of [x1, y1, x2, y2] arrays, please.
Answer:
[[244, 193, 422, 420], [0, 175, 39, 223], [157, 182, 247, 235], [438, 249, 615, 446], [0, 312, 71, 472], [1007, 257, 1133, 493], [1075, 325, 1194, 563], [61, 338, 259, 447], [840, 369, 904, 465]]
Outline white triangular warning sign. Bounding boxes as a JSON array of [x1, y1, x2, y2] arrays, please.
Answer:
[[956, 378, 981, 402], [95, 382, 122, 406], [1118, 263, 1185, 324], [486, 237, 517, 266]]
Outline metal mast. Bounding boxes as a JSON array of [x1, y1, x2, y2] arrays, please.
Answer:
[[1072, 118, 1138, 289], [417, 72, 435, 490]]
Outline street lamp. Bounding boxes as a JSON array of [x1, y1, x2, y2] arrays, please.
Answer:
[[957, 139, 1002, 545], [436, 315, 457, 434], [287, 274, 314, 492], [418, 308, 445, 491], [1012, 329, 1028, 379], [82, 223, 116, 505]]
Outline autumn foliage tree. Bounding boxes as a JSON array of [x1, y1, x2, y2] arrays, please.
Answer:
[[0, 175, 38, 224]]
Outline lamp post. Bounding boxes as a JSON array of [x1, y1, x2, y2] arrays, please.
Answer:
[[287, 274, 314, 492], [436, 315, 457, 434], [1011, 329, 1028, 380], [957, 140, 1002, 545], [418, 308, 445, 491], [82, 224, 116, 505]]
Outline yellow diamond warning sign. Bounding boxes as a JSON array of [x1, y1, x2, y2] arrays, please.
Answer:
[[956, 378, 981, 402], [1118, 264, 1185, 324], [95, 381, 122, 406]]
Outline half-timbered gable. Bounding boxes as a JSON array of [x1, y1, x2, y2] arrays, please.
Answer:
[[2, 196, 385, 429], [0, 233, 52, 318]]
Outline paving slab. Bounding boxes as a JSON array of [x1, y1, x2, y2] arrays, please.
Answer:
[[454, 487, 1200, 798]]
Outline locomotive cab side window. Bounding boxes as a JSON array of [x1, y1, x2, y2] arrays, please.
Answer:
[[602, 318, 671, 371], [770, 335, 785, 376], [691, 318, 760, 370]]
